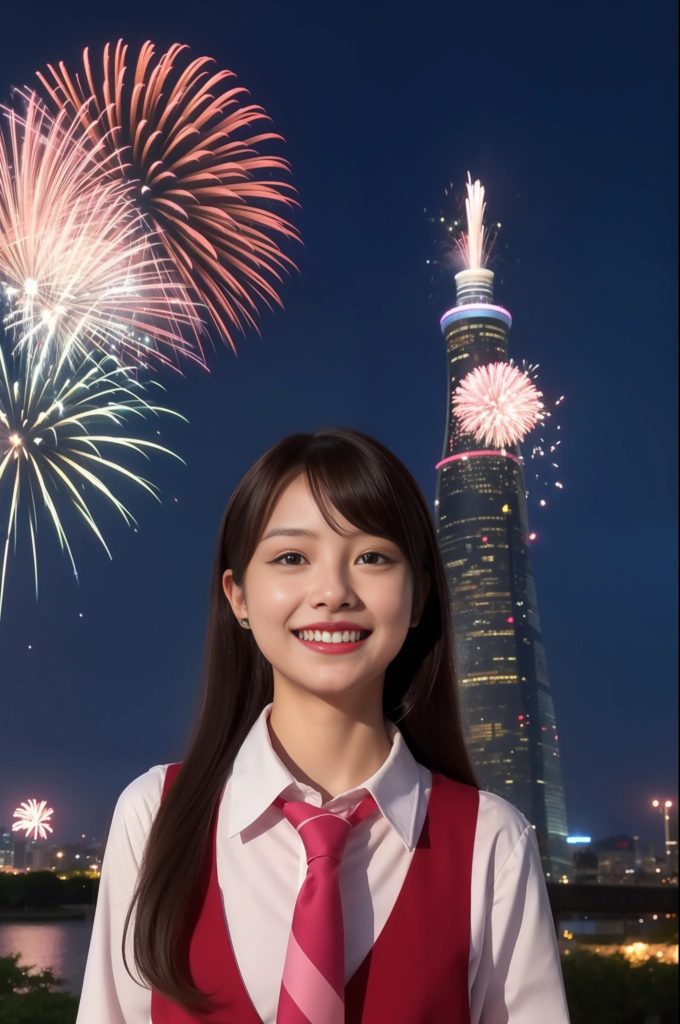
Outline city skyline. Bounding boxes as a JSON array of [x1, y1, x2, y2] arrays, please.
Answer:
[[0, 0, 676, 850]]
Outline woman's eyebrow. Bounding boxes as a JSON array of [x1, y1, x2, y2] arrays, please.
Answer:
[[261, 527, 365, 541], [262, 527, 316, 540]]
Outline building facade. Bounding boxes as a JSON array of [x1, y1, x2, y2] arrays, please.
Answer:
[[435, 266, 570, 879]]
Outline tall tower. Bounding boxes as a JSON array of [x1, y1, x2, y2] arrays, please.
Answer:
[[434, 177, 569, 879]]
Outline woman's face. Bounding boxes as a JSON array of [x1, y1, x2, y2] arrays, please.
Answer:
[[222, 472, 417, 706]]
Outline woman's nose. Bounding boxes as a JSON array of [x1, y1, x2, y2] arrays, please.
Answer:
[[308, 565, 357, 605]]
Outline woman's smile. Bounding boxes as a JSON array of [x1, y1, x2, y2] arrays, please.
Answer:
[[291, 628, 372, 654]]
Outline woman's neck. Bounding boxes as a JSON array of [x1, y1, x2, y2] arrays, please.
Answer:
[[266, 693, 392, 803]]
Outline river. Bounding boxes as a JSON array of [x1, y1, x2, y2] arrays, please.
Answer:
[[0, 918, 92, 995]]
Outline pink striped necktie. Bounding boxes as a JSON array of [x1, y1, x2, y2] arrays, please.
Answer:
[[273, 790, 379, 1024]]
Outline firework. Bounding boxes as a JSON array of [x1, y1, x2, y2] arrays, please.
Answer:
[[452, 361, 544, 449], [37, 40, 299, 352], [0, 93, 204, 371], [425, 173, 501, 297], [455, 173, 490, 270], [0, 334, 188, 621], [509, 360, 566, 508], [12, 798, 54, 840]]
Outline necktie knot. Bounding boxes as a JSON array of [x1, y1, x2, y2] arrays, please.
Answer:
[[274, 792, 377, 864]]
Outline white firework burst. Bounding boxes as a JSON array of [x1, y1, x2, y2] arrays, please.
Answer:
[[12, 798, 54, 840], [452, 361, 544, 448]]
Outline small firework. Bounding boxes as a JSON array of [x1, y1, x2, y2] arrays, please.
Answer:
[[0, 93, 203, 370], [523, 380, 565, 508], [0, 333, 188, 620], [425, 173, 502, 299], [453, 361, 544, 448], [12, 798, 54, 840], [455, 173, 492, 270], [37, 40, 299, 352]]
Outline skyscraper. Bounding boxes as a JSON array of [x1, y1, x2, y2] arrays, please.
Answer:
[[434, 178, 569, 879]]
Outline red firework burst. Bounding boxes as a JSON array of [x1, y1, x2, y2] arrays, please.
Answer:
[[37, 40, 299, 353]]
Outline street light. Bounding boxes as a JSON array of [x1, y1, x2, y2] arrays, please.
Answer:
[[651, 799, 676, 870]]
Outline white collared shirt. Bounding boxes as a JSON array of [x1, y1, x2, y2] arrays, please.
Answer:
[[76, 702, 570, 1023]]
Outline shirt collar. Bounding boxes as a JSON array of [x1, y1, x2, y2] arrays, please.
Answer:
[[226, 702, 423, 850]]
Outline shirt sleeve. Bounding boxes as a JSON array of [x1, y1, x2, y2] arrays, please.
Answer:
[[76, 767, 164, 1024], [471, 823, 571, 1024]]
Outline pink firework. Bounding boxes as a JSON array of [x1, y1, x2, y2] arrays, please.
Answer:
[[452, 361, 544, 448], [12, 798, 55, 840], [37, 40, 299, 352], [0, 92, 204, 370]]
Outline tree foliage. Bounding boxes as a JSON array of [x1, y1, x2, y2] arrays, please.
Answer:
[[0, 955, 77, 1023], [561, 949, 678, 1024]]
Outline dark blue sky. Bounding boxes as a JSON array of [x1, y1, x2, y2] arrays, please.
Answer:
[[0, 0, 676, 848]]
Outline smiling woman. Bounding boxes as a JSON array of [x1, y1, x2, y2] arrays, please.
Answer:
[[76, 426, 571, 1024], [221, 470, 422, 780]]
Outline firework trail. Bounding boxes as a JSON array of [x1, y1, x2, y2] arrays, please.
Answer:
[[425, 173, 501, 297], [452, 361, 544, 449], [37, 40, 299, 352], [456, 173, 489, 270], [0, 93, 204, 371], [0, 334, 188, 621], [12, 798, 54, 840]]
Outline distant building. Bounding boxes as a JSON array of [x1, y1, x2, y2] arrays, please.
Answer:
[[0, 827, 13, 870], [46, 840, 103, 874], [570, 834, 669, 884], [434, 251, 570, 880], [25, 841, 52, 871], [10, 835, 27, 871]]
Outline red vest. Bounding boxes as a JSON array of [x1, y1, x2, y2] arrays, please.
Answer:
[[151, 762, 479, 1023]]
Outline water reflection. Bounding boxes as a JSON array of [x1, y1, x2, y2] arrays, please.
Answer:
[[0, 920, 92, 994]]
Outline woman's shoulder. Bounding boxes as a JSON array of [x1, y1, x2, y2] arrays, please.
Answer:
[[475, 789, 536, 885], [477, 789, 531, 836], [110, 763, 172, 840]]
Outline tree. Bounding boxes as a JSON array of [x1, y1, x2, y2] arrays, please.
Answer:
[[0, 955, 78, 1024], [561, 950, 678, 1024]]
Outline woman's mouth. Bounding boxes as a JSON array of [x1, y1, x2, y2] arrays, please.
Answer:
[[291, 628, 371, 654]]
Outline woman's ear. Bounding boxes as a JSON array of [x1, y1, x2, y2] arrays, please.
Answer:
[[222, 569, 248, 623]]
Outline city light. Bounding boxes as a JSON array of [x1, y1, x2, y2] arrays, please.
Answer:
[[651, 798, 677, 869]]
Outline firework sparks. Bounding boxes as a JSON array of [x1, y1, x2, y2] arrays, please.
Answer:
[[452, 361, 544, 448], [0, 333, 188, 621], [456, 173, 490, 270], [525, 388, 565, 507], [0, 93, 204, 371], [425, 174, 501, 297], [37, 40, 299, 352], [12, 798, 54, 840]]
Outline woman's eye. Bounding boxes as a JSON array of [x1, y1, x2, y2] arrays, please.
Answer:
[[358, 551, 392, 564], [268, 552, 391, 569], [273, 552, 305, 565]]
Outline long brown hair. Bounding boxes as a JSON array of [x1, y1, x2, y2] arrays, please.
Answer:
[[122, 426, 478, 1011]]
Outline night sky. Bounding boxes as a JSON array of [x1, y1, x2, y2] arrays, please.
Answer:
[[0, 0, 676, 849]]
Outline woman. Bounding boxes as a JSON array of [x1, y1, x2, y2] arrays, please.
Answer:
[[77, 426, 570, 1023]]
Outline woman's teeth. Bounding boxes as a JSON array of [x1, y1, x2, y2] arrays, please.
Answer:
[[295, 629, 369, 643]]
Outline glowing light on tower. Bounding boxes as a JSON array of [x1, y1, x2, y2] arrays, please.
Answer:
[[12, 798, 54, 840]]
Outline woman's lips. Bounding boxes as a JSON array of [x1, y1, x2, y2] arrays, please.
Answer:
[[292, 632, 370, 655]]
